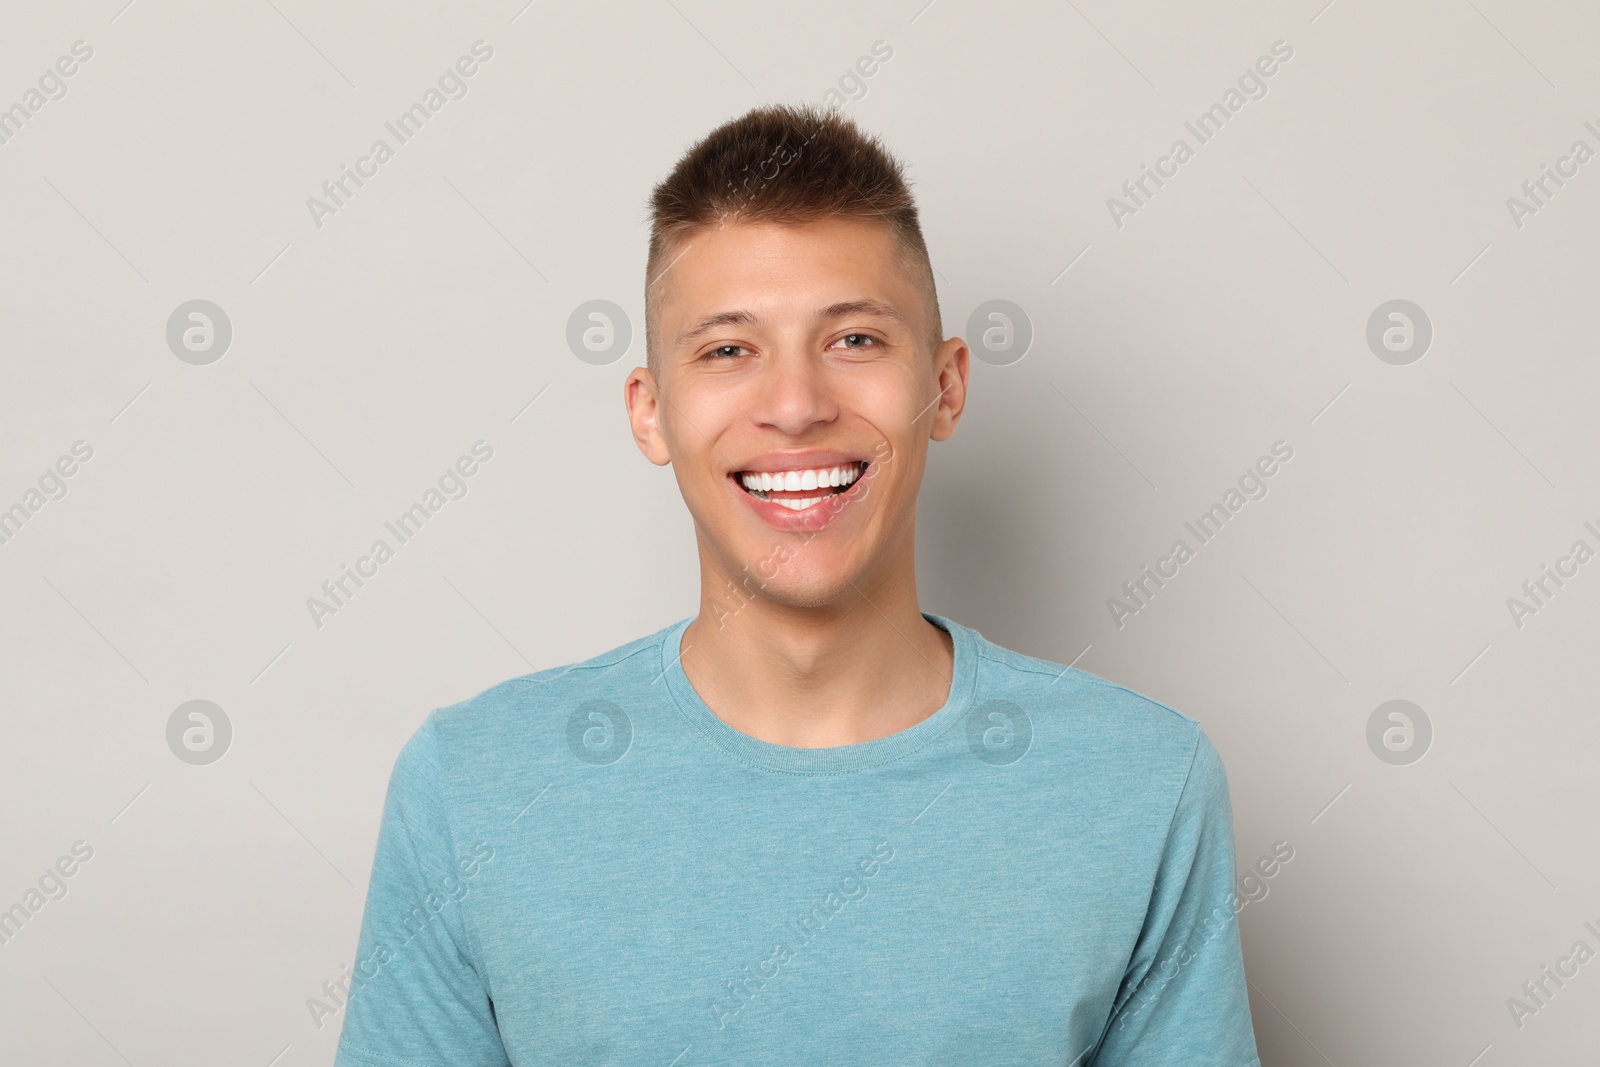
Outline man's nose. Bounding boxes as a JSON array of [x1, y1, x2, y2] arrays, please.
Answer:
[[756, 347, 839, 435]]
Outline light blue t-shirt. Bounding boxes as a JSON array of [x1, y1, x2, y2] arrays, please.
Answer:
[[332, 613, 1260, 1066]]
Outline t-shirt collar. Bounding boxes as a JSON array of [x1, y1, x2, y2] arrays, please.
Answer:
[[659, 611, 978, 775]]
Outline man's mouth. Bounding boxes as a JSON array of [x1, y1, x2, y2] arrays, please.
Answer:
[[732, 461, 868, 511]]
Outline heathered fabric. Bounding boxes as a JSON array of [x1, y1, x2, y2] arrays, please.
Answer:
[[333, 613, 1260, 1066]]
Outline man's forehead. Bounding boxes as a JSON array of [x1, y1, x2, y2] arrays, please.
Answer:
[[677, 215, 891, 266], [656, 219, 911, 314]]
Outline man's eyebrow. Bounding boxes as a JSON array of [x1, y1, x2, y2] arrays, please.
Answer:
[[674, 300, 907, 349], [676, 309, 756, 348], [818, 300, 907, 327]]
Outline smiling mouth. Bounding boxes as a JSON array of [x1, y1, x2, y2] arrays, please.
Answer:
[[733, 462, 869, 511]]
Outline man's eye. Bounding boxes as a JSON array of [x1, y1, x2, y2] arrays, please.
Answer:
[[836, 333, 877, 349], [707, 345, 747, 359]]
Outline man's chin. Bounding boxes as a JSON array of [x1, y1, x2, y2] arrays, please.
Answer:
[[713, 557, 869, 616], [757, 579, 861, 612]]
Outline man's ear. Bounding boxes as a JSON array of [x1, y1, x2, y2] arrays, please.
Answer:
[[624, 365, 673, 466], [929, 335, 970, 442]]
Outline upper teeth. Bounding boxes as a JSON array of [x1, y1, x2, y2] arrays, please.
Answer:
[[740, 465, 861, 492]]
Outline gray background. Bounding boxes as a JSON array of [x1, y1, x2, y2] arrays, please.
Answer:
[[2, 0, 1596, 1063]]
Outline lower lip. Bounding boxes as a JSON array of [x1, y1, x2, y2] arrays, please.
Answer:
[[729, 469, 869, 533]]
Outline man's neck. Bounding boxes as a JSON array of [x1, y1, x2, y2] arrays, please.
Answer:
[[679, 570, 955, 750]]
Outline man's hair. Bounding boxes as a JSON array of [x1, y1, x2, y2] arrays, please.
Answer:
[[644, 103, 940, 375]]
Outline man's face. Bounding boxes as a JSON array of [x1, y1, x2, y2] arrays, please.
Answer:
[[625, 216, 968, 610]]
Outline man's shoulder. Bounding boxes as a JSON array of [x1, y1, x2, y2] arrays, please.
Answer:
[[957, 619, 1230, 841], [420, 618, 681, 754], [960, 620, 1205, 760]]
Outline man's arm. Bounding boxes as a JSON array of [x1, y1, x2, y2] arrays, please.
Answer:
[[1089, 725, 1261, 1066], [334, 715, 512, 1067]]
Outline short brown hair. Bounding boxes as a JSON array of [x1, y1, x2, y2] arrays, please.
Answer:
[[644, 103, 940, 374]]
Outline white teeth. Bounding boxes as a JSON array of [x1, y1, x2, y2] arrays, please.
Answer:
[[737, 463, 865, 500], [774, 495, 825, 511]]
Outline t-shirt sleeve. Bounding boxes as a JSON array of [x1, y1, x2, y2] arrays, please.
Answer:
[[334, 715, 511, 1067], [1090, 725, 1261, 1066]]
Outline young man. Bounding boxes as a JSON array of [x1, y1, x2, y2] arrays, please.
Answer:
[[333, 104, 1260, 1065]]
